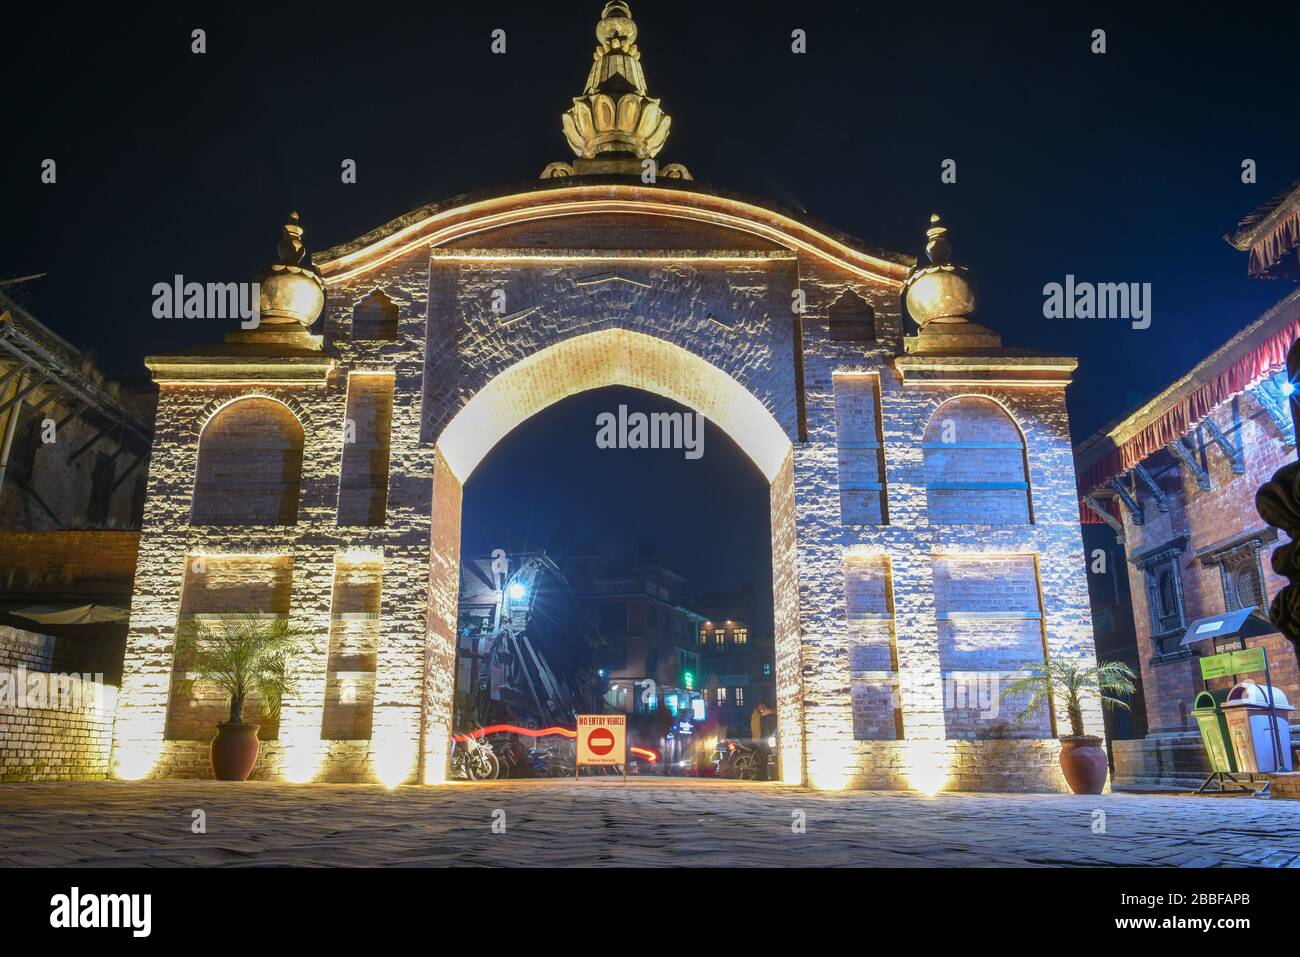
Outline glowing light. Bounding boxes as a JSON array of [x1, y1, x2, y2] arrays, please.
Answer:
[[370, 721, 418, 790], [905, 741, 952, 796], [110, 695, 164, 781], [112, 738, 162, 781], [507, 582, 528, 600], [1283, 380, 1296, 397], [805, 740, 854, 791], [337, 548, 384, 565], [280, 727, 324, 784]]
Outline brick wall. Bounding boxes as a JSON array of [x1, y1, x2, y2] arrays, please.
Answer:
[[0, 530, 140, 594], [1116, 392, 1300, 734], [833, 376, 887, 524], [0, 392, 149, 532], [1, 675, 116, 782], [932, 555, 1051, 739], [844, 555, 900, 740], [337, 373, 394, 526], [191, 397, 304, 526], [923, 396, 1031, 525], [0, 627, 55, 671], [1, 625, 116, 781]]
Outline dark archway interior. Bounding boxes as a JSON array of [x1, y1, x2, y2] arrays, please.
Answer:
[[453, 385, 776, 779]]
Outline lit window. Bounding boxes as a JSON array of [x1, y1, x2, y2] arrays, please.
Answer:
[[733, 628, 748, 645], [716, 687, 728, 705], [735, 687, 744, 707], [715, 630, 725, 647]]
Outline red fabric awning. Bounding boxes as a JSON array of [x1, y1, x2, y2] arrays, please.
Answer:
[[1250, 206, 1300, 279], [1077, 314, 1300, 522]]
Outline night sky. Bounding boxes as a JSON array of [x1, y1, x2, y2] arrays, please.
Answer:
[[4, 1, 1299, 612]]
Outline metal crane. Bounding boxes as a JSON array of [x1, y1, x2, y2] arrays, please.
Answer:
[[468, 553, 606, 729]]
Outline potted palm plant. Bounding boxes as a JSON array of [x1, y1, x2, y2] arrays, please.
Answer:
[[174, 611, 313, 781], [998, 657, 1137, 794]]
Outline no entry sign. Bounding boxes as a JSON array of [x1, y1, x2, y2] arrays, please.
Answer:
[[577, 714, 627, 769]]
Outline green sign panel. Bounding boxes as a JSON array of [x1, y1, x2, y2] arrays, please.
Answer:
[[1200, 653, 1232, 680], [1200, 647, 1267, 679], [1230, 647, 1267, 675]]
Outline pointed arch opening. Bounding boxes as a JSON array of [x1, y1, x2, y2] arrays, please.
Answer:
[[416, 329, 804, 786]]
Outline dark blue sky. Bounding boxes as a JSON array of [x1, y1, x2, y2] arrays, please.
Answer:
[[3, 1, 1298, 603], [460, 386, 773, 632], [4, 1, 1297, 436]]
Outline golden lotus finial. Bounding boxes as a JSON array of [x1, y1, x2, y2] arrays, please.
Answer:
[[276, 211, 307, 265], [561, 2, 672, 161], [253, 211, 324, 333]]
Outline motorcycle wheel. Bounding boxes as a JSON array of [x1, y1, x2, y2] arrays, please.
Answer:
[[469, 750, 499, 780]]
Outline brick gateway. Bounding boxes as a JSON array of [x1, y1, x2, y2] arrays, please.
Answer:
[[110, 5, 1099, 792]]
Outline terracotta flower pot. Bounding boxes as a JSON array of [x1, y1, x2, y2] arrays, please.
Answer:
[[1058, 735, 1108, 794], [211, 722, 261, 781]]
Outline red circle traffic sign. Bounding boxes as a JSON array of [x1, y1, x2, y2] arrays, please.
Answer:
[[587, 727, 616, 756]]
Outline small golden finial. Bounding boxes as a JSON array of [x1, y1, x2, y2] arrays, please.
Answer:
[[276, 211, 307, 265], [924, 213, 952, 264], [902, 211, 1001, 353]]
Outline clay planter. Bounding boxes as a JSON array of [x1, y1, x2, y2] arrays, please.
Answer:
[[211, 722, 261, 781], [1058, 735, 1108, 794]]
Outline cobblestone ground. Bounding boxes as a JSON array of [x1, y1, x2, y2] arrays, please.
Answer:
[[0, 779, 1297, 867]]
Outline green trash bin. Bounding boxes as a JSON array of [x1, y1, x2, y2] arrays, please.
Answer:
[[1192, 689, 1237, 773]]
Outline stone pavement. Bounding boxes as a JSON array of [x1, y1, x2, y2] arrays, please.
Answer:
[[0, 778, 1297, 867]]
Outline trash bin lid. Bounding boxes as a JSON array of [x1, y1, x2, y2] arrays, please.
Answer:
[[1223, 680, 1294, 711], [1193, 690, 1227, 712]]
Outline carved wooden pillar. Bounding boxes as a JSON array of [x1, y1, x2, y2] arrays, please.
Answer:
[[1255, 340, 1300, 648]]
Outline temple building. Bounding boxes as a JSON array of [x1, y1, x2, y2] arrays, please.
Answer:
[[1076, 178, 1300, 788], [0, 290, 154, 781], [110, 2, 1098, 791]]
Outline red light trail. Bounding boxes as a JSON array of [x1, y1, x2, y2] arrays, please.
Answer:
[[452, 723, 657, 762]]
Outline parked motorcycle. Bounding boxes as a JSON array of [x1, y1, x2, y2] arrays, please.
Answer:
[[488, 735, 530, 779], [716, 739, 760, 780], [528, 746, 573, 777], [451, 733, 500, 780]]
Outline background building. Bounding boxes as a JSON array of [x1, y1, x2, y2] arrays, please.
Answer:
[[695, 585, 776, 742], [1076, 181, 1300, 787], [0, 288, 154, 781]]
